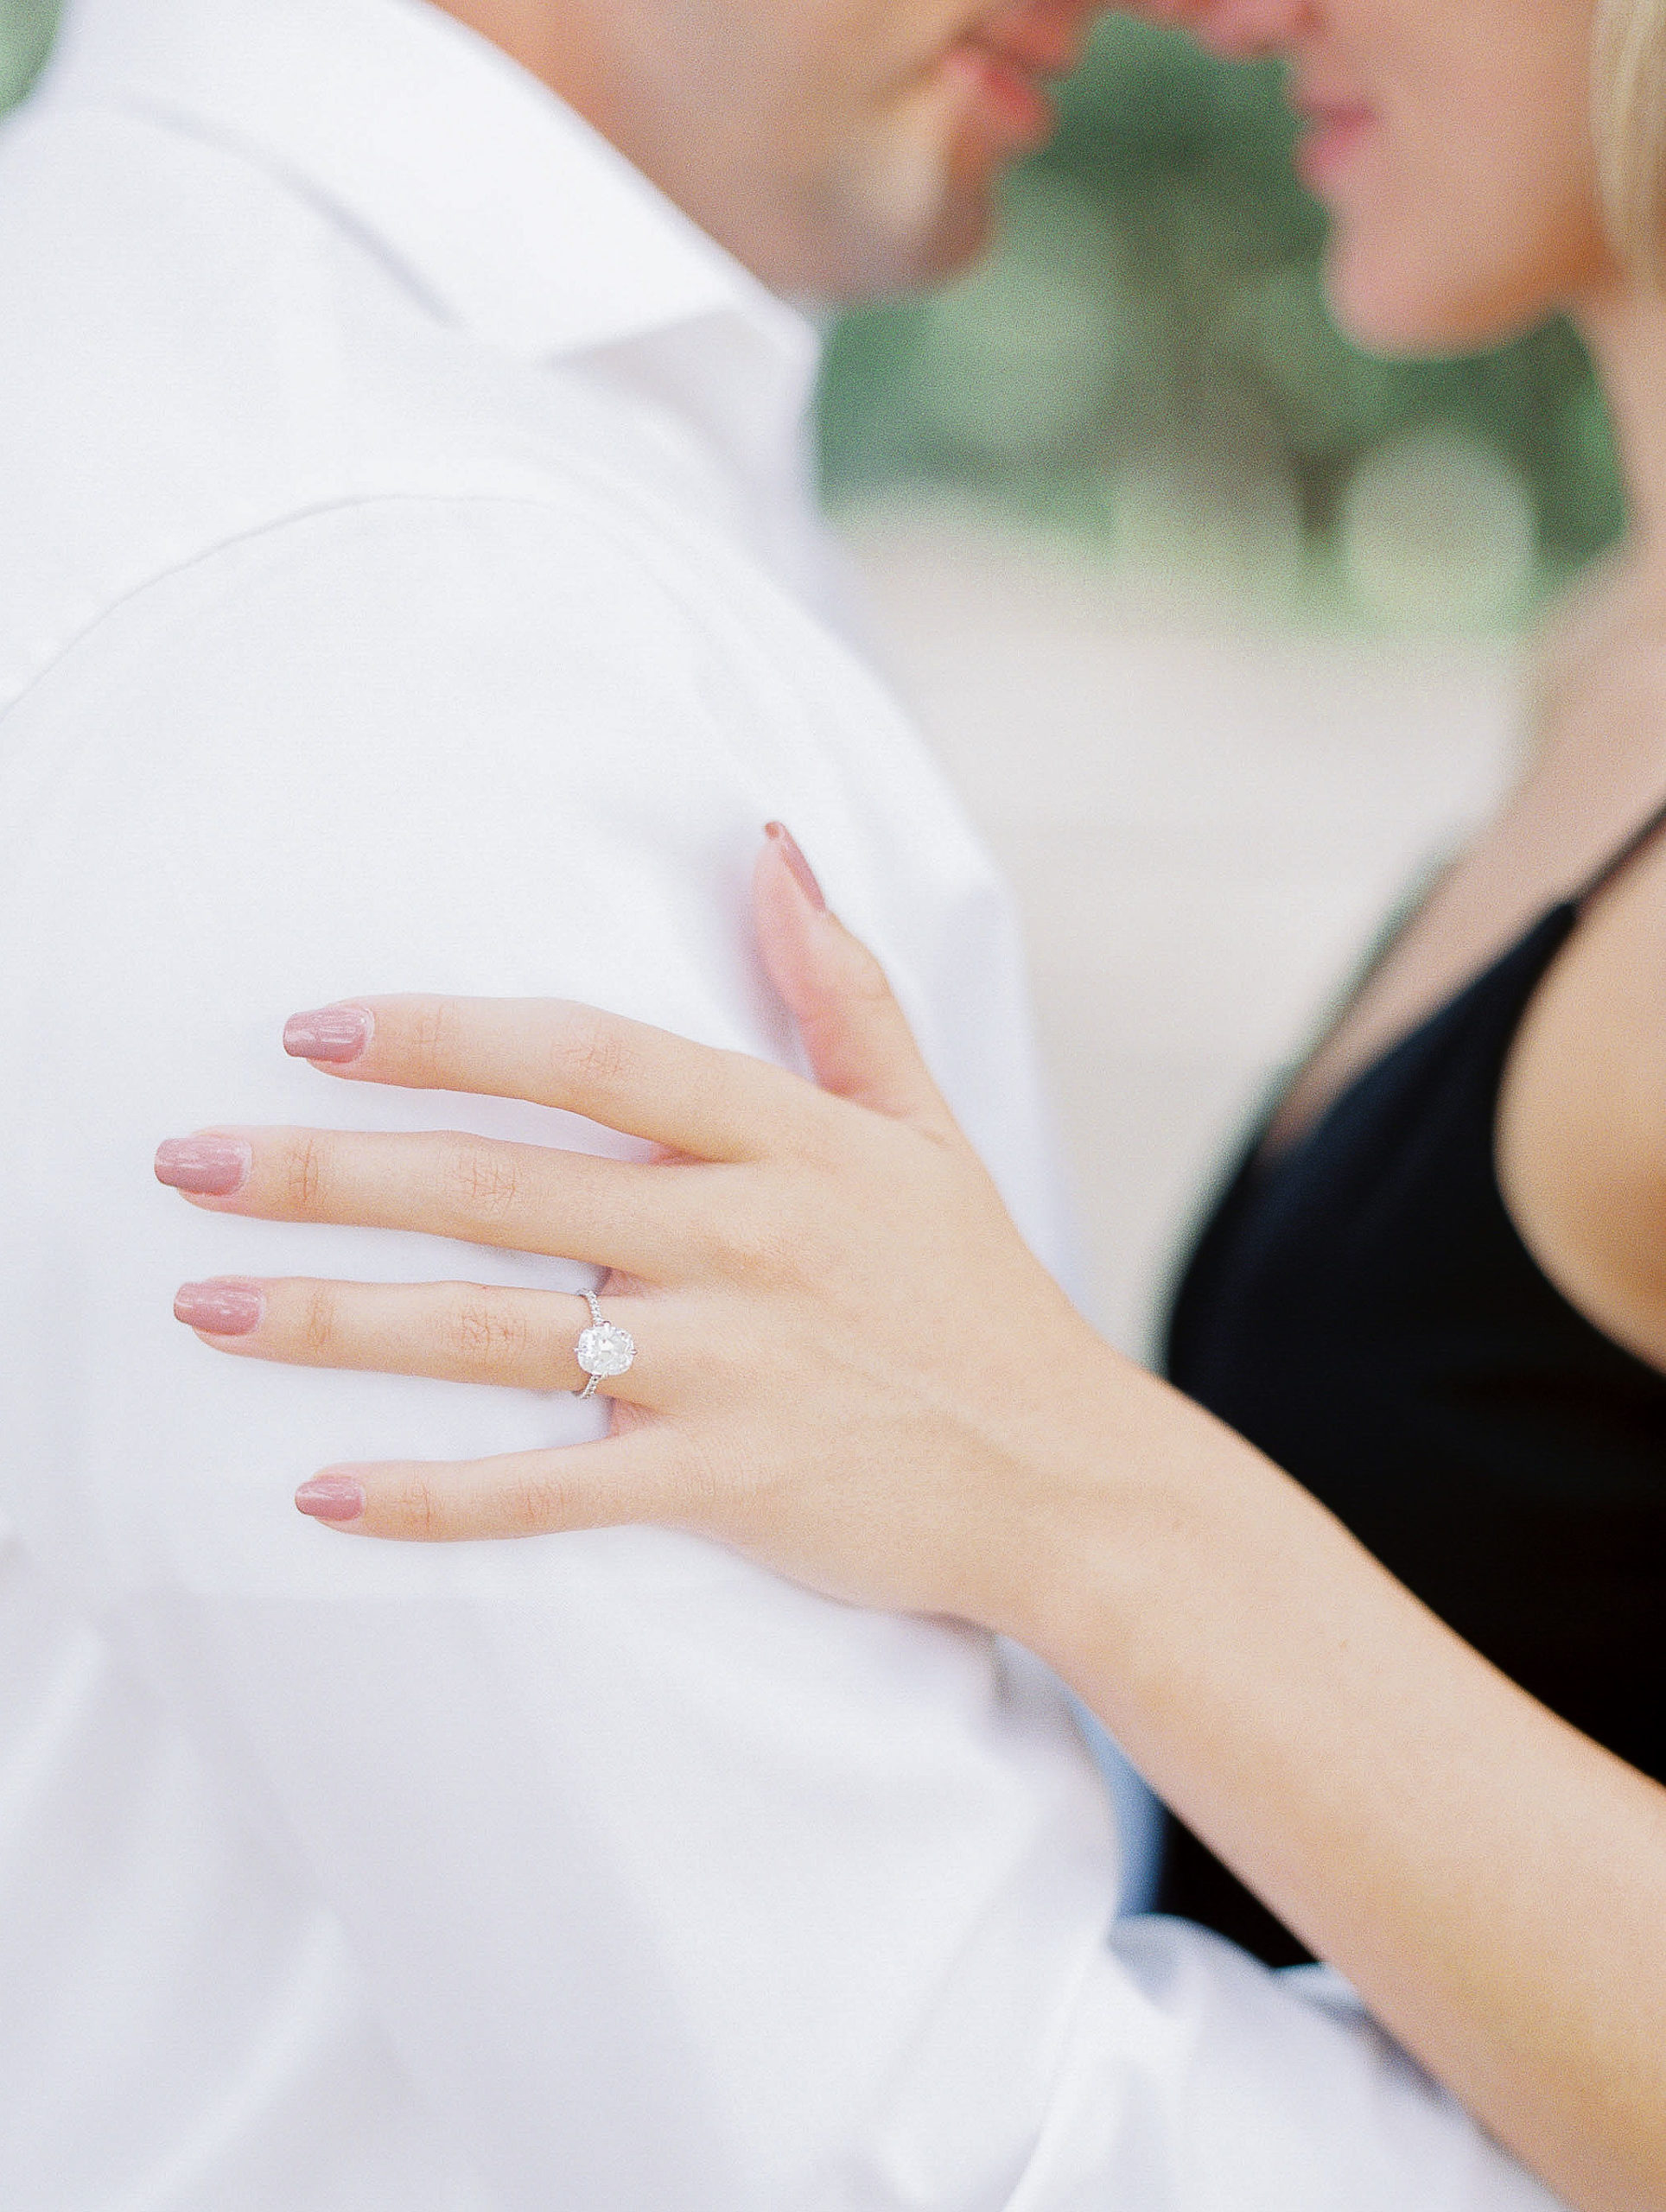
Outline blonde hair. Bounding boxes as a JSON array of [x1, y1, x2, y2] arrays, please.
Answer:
[[1595, 0, 1666, 271]]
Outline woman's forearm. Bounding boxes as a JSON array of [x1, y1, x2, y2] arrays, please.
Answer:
[[1017, 1371, 1666, 2212]]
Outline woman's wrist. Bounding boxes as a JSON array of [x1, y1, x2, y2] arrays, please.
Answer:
[[990, 1347, 1272, 1699]]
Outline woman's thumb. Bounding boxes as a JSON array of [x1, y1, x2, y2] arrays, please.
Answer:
[[754, 825, 953, 1131]]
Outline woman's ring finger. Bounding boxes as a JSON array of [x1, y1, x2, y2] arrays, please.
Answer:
[[171, 1274, 662, 1405], [572, 1288, 637, 1401]]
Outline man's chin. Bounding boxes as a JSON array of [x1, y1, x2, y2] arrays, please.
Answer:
[[808, 133, 1006, 304], [807, 192, 995, 305]]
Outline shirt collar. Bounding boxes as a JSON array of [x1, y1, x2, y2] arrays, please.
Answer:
[[43, 0, 819, 382]]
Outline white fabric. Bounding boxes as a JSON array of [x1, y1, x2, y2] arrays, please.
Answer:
[[0, 3, 1563, 2206]]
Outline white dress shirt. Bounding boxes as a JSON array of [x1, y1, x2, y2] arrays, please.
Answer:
[[0, 3, 1562, 2206]]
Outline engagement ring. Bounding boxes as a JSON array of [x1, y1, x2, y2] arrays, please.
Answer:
[[573, 1289, 636, 1401]]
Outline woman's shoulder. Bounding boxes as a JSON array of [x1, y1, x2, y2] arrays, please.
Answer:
[[1497, 816, 1666, 1375]]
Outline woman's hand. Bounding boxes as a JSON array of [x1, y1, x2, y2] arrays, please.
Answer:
[[156, 826, 1148, 1639], [156, 830, 1666, 2208]]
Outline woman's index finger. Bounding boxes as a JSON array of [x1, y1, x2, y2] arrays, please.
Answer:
[[283, 994, 817, 1162]]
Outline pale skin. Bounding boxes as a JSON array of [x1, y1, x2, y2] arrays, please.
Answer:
[[149, 0, 1666, 2207]]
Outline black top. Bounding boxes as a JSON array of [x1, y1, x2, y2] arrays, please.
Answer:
[[1159, 806, 1666, 1967]]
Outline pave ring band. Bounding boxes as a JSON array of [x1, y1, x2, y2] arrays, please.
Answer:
[[573, 1288, 637, 1401]]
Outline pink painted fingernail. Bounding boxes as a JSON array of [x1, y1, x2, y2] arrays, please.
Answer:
[[284, 1005, 372, 1063], [295, 1474, 366, 1524], [175, 1280, 264, 1335], [765, 822, 827, 912], [155, 1136, 251, 1196]]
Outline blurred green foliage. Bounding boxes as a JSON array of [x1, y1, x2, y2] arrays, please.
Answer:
[[821, 18, 1626, 599], [1, 5, 1625, 607], [0, 0, 54, 109]]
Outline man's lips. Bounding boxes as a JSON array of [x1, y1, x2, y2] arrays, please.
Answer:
[[971, 7, 1092, 79], [943, 10, 1095, 144], [944, 43, 1057, 141]]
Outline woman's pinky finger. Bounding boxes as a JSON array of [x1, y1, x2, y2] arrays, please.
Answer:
[[294, 1432, 686, 1543]]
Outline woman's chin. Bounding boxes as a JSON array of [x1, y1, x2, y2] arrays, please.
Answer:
[[1320, 238, 1533, 362]]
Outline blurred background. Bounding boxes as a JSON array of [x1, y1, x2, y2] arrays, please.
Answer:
[[0, 4, 1626, 1356], [824, 21, 1625, 616], [822, 18, 1622, 1357]]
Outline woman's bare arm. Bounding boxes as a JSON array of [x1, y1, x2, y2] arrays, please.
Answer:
[[1015, 1374, 1666, 2212]]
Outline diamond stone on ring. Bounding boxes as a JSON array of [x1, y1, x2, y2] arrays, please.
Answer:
[[573, 1289, 636, 1401]]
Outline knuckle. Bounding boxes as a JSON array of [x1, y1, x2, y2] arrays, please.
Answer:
[[399, 1476, 448, 1543], [563, 1007, 633, 1096], [409, 998, 464, 1084], [285, 1134, 327, 1212], [503, 1466, 562, 1534], [444, 1289, 531, 1377], [443, 1138, 522, 1223], [714, 1192, 804, 1284], [299, 1281, 340, 1358], [779, 1096, 848, 1174]]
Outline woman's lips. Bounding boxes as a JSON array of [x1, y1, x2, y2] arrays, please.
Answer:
[[1293, 103, 1378, 192]]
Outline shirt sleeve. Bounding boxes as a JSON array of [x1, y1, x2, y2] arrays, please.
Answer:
[[0, 494, 1562, 2212]]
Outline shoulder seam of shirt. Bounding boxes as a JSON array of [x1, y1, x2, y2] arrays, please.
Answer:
[[0, 485, 783, 731]]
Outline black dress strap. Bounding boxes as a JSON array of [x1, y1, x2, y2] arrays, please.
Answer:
[[1574, 791, 1666, 907]]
